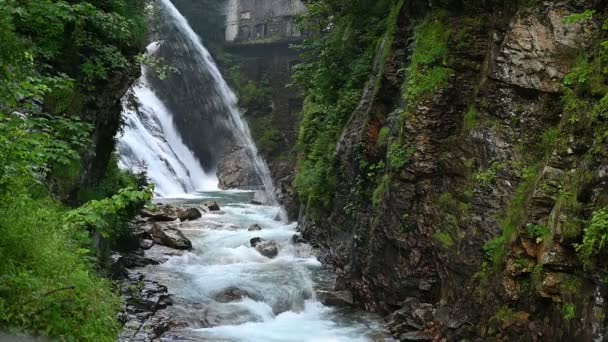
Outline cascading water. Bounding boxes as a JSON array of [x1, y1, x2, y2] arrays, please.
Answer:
[[154, 0, 280, 209], [118, 43, 218, 197]]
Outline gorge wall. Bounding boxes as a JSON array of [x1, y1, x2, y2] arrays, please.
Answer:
[[293, 0, 608, 341]]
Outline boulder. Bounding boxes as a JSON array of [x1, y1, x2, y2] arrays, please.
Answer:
[[178, 207, 202, 221], [250, 238, 278, 258], [204, 201, 221, 211], [141, 207, 177, 222], [251, 190, 270, 205], [248, 224, 262, 231], [140, 239, 154, 250], [250, 237, 264, 247], [151, 224, 192, 250]]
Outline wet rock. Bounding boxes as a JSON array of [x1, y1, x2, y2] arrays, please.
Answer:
[[399, 331, 433, 341], [248, 224, 262, 231], [151, 224, 192, 250], [538, 272, 576, 302], [140, 207, 177, 222], [256, 240, 279, 258], [539, 242, 577, 272], [290, 234, 306, 244], [316, 290, 354, 307], [140, 239, 154, 250], [252, 190, 270, 205], [204, 201, 221, 211], [178, 207, 202, 221], [250, 237, 278, 258], [412, 304, 434, 325], [213, 286, 260, 303], [217, 145, 261, 189], [118, 271, 175, 342], [250, 237, 263, 247]]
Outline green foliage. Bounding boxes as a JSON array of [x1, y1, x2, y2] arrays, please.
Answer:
[[575, 208, 608, 269], [293, 0, 403, 208], [136, 54, 178, 80], [526, 223, 551, 243], [473, 161, 505, 188], [65, 186, 153, 240], [483, 235, 506, 266], [491, 306, 516, 323], [0, 0, 148, 338], [372, 174, 391, 207], [463, 106, 478, 130], [377, 126, 390, 147], [563, 10, 595, 25], [562, 303, 576, 321], [403, 13, 452, 108], [388, 141, 415, 170], [433, 232, 455, 248], [0, 195, 121, 341], [531, 264, 543, 290]]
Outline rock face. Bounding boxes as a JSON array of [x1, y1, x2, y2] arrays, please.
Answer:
[[151, 224, 192, 250], [315, 290, 354, 307], [295, 1, 608, 341], [217, 146, 261, 189], [492, 3, 596, 92]]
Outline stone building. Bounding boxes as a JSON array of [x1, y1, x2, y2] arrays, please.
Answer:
[[224, 0, 307, 43]]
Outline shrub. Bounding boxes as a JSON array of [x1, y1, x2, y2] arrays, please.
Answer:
[[388, 141, 415, 170], [403, 13, 453, 108], [575, 208, 608, 269]]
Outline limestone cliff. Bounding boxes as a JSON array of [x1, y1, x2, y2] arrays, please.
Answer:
[[296, 0, 608, 341]]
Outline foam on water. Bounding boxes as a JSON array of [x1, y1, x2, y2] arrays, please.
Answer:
[[117, 43, 219, 197], [141, 192, 390, 341]]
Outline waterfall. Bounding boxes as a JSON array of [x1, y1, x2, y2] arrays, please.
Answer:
[[155, 0, 281, 210], [118, 0, 282, 214], [117, 42, 219, 198]]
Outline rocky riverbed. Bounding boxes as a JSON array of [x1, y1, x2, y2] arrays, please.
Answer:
[[113, 191, 392, 341]]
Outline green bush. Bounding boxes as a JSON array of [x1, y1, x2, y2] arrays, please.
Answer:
[[576, 208, 608, 269], [0, 0, 149, 338], [463, 106, 478, 130], [403, 13, 453, 109], [293, 0, 403, 208], [388, 141, 415, 170]]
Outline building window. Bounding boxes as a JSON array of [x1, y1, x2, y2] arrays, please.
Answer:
[[239, 25, 251, 40], [240, 11, 251, 20], [255, 23, 267, 38]]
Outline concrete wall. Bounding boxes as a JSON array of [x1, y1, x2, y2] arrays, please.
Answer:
[[224, 0, 306, 42]]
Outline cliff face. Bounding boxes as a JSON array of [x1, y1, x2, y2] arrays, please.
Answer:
[[297, 0, 608, 340]]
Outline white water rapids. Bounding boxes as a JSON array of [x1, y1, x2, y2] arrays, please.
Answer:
[[145, 192, 390, 341]]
